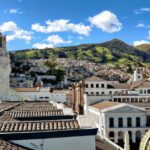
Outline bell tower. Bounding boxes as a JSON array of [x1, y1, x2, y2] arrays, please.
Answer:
[[0, 33, 6, 56]]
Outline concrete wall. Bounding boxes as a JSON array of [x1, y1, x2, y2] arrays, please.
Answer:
[[18, 91, 66, 103], [12, 135, 96, 150]]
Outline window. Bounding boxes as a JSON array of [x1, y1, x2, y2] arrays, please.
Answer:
[[101, 84, 104, 88], [109, 91, 112, 94], [96, 92, 99, 95], [45, 97, 49, 99], [114, 98, 117, 102], [91, 92, 94, 95], [148, 89, 150, 94], [136, 117, 141, 127], [140, 90, 143, 94], [118, 118, 123, 127], [91, 84, 94, 88], [101, 92, 105, 95], [86, 92, 88, 95], [39, 97, 43, 99], [127, 117, 132, 127], [118, 98, 121, 102], [85, 84, 88, 88], [138, 76, 140, 79], [109, 118, 114, 127], [96, 84, 99, 88]]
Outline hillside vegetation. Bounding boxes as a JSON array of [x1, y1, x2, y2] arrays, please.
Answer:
[[135, 44, 150, 54], [10, 39, 150, 68]]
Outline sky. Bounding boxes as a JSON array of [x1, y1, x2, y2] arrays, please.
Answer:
[[0, 0, 150, 51]]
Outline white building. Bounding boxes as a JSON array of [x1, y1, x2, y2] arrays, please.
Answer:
[[14, 87, 67, 103], [84, 76, 150, 105], [133, 68, 143, 82], [86, 101, 150, 147]]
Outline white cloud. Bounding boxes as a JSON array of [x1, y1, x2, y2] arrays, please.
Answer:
[[88, 10, 122, 33], [10, 9, 18, 14], [133, 40, 150, 46], [0, 21, 32, 42], [4, 8, 23, 14], [136, 23, 145, 28], [77, 36, 84, 40], [32, 19, 91, 36], [136, 23, 150, 28], [46, 35, 71, 45], [134, 8, 150, 15], [32, 43, 54, 49], [33, 35, 72, 49], [140, 8, 150, 12]]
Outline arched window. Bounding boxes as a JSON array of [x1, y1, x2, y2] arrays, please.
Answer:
[[136, 131, 141, 143]]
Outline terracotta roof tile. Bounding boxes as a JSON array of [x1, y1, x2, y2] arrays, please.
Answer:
[[90, 101, 120, 110], [14, 88, 38, 92], [0, 120, 80, 132], [5, 110, 64, 118], [109, 83, 130, 89], [0, 140, 30, 150], [85, 76, 104, 82]]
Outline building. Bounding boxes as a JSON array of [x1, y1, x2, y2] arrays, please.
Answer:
[[86, 101, 150, 149], [14, 87, 67, 103], [72, 74, 150, 114], [0, 101, 98, 150]]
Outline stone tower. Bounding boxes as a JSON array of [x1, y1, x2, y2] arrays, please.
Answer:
[[0, 33, 11, 100], [133, 68, 143, 82]]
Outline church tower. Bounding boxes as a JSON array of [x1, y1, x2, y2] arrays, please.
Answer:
[[0, 33, 11, 100], [133, 68, 143, 82]]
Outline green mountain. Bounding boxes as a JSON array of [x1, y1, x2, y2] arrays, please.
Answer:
[[10, 39, 150, 67], [135, 44, 150, 54]]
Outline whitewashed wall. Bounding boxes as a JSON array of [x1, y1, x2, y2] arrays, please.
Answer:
[[18, 91, 66, 102], [12, 135, 96, 150]]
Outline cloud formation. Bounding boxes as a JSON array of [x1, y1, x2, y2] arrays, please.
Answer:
[[32, 19, 91, 36], [134, 8, 150, 14], [33, 34, 71, 49], [133, 40, 150, 46], [0, 21, 32, 42], [88, 10, 122, 33], [4, 8, 23, 14]]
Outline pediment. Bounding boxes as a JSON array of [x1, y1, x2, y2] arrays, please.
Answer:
[[105, 105, 145, 113]]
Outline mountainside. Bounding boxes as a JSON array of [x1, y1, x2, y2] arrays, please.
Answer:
[[135, 44, 150, 54], [10, 39, 150, 67]]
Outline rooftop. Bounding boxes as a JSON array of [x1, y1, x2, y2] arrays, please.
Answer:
[[5, 110, 64, 118], [90, 101, 120, 110], [0, 139, 31, 150], [85, 76, 104, 82], [0, 120, 80, 133]]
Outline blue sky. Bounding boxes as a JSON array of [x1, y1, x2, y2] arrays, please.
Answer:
[[0, 0, 150, 50]]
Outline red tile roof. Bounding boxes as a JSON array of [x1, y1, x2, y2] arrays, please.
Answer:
[[0, 120, 80, 132], [90, 101, 120, 110]]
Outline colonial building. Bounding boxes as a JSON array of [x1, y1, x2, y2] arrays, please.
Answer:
[[86, 101, 150, 149], [72, 72, 150, 114]]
